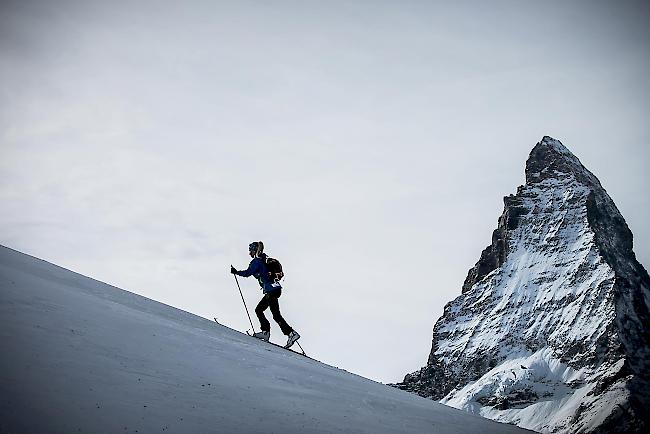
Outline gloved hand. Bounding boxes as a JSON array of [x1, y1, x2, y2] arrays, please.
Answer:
[[230, 265, 237, 275]]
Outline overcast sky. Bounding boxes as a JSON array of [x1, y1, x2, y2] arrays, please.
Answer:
[[1, 0, 649, 383]]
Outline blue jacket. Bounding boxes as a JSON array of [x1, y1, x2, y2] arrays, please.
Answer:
[[236, 253, 281, 294]]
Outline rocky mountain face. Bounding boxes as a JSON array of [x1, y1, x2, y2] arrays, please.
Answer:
[[396, 137, 650, 433]]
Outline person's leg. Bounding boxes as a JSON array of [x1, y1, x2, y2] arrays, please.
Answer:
[[255, 295, 271, 332], [268, 290, 293, 336]]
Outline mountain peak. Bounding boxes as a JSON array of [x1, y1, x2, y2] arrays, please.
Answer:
[[540, 134, 566, 148], [397, 137, 650, 433], [525, 136, 597, 186]]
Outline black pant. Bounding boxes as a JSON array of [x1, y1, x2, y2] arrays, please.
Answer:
[[255, 289, 293, 335]]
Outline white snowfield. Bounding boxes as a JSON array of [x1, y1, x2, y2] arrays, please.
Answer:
[[0, 246, 529, 434]]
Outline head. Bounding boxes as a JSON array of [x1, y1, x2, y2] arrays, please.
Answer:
[[248, 241, 264, 258]]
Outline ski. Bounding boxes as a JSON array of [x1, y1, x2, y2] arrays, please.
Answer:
[[211, 318, 310, 359], [246, 331, 308, 358]]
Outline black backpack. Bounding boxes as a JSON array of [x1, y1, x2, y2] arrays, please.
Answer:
[[265, 257, 284, 282]]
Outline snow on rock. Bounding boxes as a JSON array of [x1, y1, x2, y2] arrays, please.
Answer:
[[395, 137, 650, 433], [0, 245, 529, 434]]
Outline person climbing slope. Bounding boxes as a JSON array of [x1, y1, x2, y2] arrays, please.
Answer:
[[231, 241, 300, 349]]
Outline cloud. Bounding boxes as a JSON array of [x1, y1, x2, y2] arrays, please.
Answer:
[[1, 0, 648, 383]]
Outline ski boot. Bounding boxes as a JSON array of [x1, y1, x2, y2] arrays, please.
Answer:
[[284, 330, 300, 349], [253, 330, 270, 342]]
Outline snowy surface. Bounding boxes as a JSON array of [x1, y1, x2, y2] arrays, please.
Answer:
[[440, 349, 625, 433], [0, 245, 529, 434]]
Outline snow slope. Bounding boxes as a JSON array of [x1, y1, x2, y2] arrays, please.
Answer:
[[0, 245, 528, 434]]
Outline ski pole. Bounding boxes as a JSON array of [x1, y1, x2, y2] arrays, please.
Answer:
[[295, 341, 306, 356], [232, 271, 256, 333]]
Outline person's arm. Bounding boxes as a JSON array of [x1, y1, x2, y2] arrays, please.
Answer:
[[235, 258, 260, 277]]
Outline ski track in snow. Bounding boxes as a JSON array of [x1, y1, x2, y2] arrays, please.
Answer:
[[0, 245, 529, 434]]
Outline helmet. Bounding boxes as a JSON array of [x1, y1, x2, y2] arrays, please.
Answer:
[[248, 241, 264, 257]]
